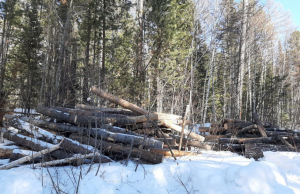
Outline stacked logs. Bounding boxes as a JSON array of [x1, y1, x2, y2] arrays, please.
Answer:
[[200, 114, 300, 160], [0, 87, 209, 169]]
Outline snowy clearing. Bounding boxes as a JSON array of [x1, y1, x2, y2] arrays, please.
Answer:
[[0, 151, 300, 194]]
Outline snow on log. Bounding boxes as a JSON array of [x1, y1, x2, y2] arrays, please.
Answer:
[[6, 117, 62, 144], [19, 117, 162, 149], [91, 87, 205, 142], [20, 117, 140, 137], [0, 139, 64, 170], [69, 134, 164, 164], [37, 105, 137, 127], [3, 131, 72, 159]]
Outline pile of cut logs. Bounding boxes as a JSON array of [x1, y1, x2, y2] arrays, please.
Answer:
[[0, 87, 209, 169], [201, 114, 300, 159]]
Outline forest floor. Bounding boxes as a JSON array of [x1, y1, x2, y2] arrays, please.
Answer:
[[0, 146, 300, 194]]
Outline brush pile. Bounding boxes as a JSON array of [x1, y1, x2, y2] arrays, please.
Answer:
[[0, 87, 209, 169], [201, 115, 300, 159]]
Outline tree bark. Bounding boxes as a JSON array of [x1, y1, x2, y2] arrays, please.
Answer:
[[0, 140, 63, 170], [3, 131, 72, 159], [252, 113, 267, 137], [69, 134, 164, 164]]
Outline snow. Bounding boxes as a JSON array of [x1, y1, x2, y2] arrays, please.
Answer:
[[0, 151, 299, 194]]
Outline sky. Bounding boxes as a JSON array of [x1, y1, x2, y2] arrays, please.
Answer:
[[275, 0, 300, 30]]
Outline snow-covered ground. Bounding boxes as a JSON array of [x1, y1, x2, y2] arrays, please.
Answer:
[[0, 150, 300, 194]]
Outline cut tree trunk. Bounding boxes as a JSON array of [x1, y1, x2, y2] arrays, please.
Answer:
[[36, 105, 136, 127], [34, 153, 99, 167], [252, 113, 267, 137], [91, 87, 204, 141], [222, 118, 252, 124], [6, 117, 62, 144], [218, 137, 275, 144], [75, 104, 140, 116], [3, 131, 72, 159], [150, 148, 197, 157], [0, 140, 63, 170], [161, 120, 205, 141], [91, 87, 151, 115], [236, 124, 258, 136], [224, 123, 253, 130], [19, 117, 139, 136], [69, 134, 164, 164], [245, 143, 299, 160], [19, 117, 160, 148]]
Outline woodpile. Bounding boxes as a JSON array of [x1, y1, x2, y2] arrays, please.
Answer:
[[0, 87, 209, 169], [202, 114, 300, 160]]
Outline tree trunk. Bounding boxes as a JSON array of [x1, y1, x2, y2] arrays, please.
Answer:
[[0, 140, 63, 170], [69, 134, 164, 164]]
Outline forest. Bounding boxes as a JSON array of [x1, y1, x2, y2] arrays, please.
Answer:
[[0, 0, 299, 129]]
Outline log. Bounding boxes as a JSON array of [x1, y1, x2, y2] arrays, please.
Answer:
[[272, 134, 295, 150], [36, 106, 136, 127], [7, 117, 62, 144], [4, 125, 112, 163], [9, 149, 45, 163], [3, 131, 72, 159], [75, 104, 140, 116], [236, 124, 258, 136], [222, 118, 253, 124], [150, 148, 197, 157], [34, 153, 99, 167], [168, 134, 211, 149], [252, 113, 267, 137], [55, 107, 159, 124], [91, 87, 151, 115], [155, 138, 177, 146], [212, 143, 245, 152], [266, 131, 296, 137], [205, 135, 230, 141], [224, 123, 253, 130], [19, 117, 161, 148], [69, 134, 164, 164], [218, 137, 275, 144], [0, 140, 63, 170], [245, 143, 300, 160], [161, 120, 205, 141], [91, 87, 204, 141], [20, 117, 140, 137], [0, 147, 16, 158]]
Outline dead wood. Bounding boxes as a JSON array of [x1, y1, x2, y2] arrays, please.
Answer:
[[236, 124, 258, 136], [91, 87, 204, 141], [75, 104, 140, 116], [34, 153, 99, 167], [218, 137, 275, 144], [224, 123, 253, 130], [36, 105, 136, 127], [69, 134, 164, 164], [0, 139, 64, 170], [252, 113, 268, 137], [222, 118, 253, 124], [245, 143, 299, 160], [0, 147, 15, 158], [149, 148, 197, 157], [3, 131, 72, 159]]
